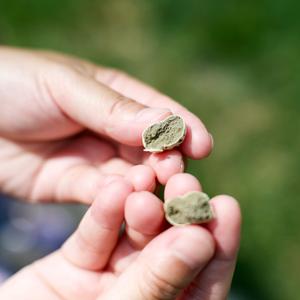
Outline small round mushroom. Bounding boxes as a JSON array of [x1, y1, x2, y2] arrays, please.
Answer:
[[164, 191, 214, 226], [142, 115, 186, 152]]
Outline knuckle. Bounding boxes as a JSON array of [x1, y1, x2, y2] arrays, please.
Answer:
[[45, 63, 80, 88], [108, 94, 142, 117], [97, 67, 128, 86], [185, 280, 221, 300], [139, 265, 181, 300]]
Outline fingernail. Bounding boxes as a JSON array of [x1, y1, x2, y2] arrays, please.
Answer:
[[135, 107, 172, 123]]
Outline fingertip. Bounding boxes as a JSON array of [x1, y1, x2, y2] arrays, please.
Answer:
[[209, 195, 242, 231], [164, 173, 202, 200], [104, 178, 134, 196], [100, 158, 133, 175], [125, 191, 164, 235], [125, 165, 156, 192], [91, 179, 133, 228], [181, 125, 213, 159], [206, 195, 241, 260], [147, 150, 184, 185], [161, 108, 213, 159]]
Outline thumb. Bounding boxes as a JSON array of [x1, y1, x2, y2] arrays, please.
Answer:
[[51, 69, 171, 146], [104, 226, 215, 300]]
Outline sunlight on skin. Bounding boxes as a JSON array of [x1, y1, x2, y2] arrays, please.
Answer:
[[0, 47, 211, 204], [95, 68, 213, 159], [0, 47, 238, 300], [0, 174, 241, 300]]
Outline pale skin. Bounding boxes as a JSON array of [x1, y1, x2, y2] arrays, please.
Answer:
[[0, 47, 241, 299]]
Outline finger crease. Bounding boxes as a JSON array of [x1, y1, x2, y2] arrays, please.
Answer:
[[32, 262, 68, 300]]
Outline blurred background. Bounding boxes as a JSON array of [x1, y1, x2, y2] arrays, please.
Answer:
[[0, 0, 299, 299]]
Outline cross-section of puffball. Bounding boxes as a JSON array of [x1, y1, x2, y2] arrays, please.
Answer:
[[164, 191, 214, 226], [142, 115, 186, 152]]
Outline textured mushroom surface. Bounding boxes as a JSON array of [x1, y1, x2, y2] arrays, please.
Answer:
[[142, 115, 186, 152], [164, 191, 214, 226]]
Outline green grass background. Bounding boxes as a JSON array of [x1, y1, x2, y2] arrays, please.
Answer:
[[1, 0, 299, 299]]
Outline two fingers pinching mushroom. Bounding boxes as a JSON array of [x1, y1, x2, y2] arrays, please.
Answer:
[[94, 67, 213, 159], [104, 173, 241, 300]]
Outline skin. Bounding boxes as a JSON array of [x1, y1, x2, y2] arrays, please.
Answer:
[[0, 173, 241, 300], [0, 46, 212, 203], [0, 47, 240, 299]]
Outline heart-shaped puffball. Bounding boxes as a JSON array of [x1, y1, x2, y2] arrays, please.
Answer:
[[164, 191, 214, 226], [142, 115, 186, 152]]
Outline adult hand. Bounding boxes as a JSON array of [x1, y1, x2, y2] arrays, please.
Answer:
[[0, 173, 241, 300], [0, 47, 212, 203]]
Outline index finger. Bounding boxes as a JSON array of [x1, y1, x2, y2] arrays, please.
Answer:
[[95, 68, 213, 159]]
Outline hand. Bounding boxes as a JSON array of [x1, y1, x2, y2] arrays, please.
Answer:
[[0, 46, 212, 203], [0, 173, 241, 300]]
